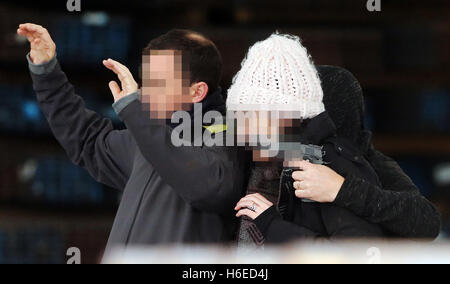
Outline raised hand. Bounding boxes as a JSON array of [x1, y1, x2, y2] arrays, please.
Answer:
[[17, 23, 56, 65], [103, 59, 139, 102]]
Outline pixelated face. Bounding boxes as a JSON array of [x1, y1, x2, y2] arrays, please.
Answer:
[[235, 111, 301, 143], [141, 50, 192, 119], [237, 112, 278, 138], [233, 110, 304, 163]]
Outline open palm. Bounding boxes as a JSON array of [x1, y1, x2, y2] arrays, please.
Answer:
[[17, 23, 56, 65]]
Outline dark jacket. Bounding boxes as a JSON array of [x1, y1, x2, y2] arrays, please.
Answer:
[[253, 66, 441, 241], [252, 111, 386, 243], [29, 60, 247, 253], [319, 65, 441, 239]]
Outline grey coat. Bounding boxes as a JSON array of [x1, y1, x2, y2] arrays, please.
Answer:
[[29, 58, 247, 253]]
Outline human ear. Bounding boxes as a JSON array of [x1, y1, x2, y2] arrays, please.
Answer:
[[190, 82, 208, 103]]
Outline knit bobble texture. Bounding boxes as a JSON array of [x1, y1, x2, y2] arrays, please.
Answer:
[[227, 33, 325, 119]]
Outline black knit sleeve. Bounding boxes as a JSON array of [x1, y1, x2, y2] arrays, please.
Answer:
[[334, 148, 441, 239], [254, 206, 320, 243]]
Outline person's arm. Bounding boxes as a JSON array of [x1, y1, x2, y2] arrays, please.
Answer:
[[19, 23, 134, 190], [236, 194, 320, 243], [104, 60, 242, 214], [334, 146, 441, 239], [117, 99, 241, 214], [253, 206, 320, 243]]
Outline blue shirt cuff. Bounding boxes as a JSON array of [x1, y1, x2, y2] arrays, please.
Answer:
[[27, 53, 58, 75], [112, 91, 139, 115]]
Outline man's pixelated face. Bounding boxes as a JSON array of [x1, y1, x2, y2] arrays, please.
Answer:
[[141, 50, 192, 119]]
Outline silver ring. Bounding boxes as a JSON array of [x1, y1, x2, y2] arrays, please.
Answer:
[[249, 203, 257, 212]]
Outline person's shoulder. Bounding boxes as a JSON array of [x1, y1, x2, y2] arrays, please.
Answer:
[[323, 136, 368, 170]]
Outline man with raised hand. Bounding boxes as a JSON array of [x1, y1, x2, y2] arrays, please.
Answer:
[[17, 23, 246, 255]]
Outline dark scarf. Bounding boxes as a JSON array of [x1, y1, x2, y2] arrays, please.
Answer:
[[237, 111, 337, 250]]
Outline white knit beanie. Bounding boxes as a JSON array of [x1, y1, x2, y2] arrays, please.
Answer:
[[227, 33, 325, 119]]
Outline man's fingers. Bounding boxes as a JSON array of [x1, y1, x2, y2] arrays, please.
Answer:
[[17, 24, 44, 38], [19, 23, 38, 31], [103, 59, 128, 82], [103, 59, 117, 72], [104, 59, 125, 74], [17, 28, 28, 36], [103, 60, 127, 86], [104, 59, 138, 98], [107, 58, 132, 76], [19, 23, 45, 34], [17, 28, 35, 43], [108, 81, 121, 97], [18, 24, 53, 46], [109, 59, 135, 85]]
